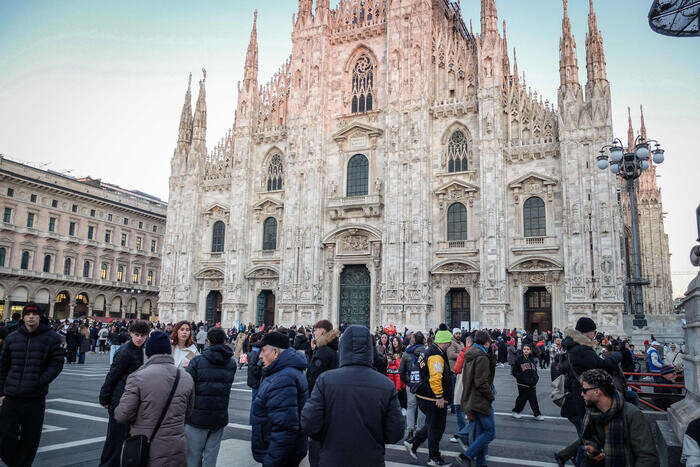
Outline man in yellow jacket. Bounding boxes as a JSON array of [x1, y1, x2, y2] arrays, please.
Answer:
[[404, 329, 454, 466]]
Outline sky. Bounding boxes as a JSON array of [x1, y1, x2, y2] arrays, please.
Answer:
[[0, 0, 698, 296]]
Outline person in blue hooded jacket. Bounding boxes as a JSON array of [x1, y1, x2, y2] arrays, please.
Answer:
[[251, 331, 308, 467], [301, 325, 405, 467]]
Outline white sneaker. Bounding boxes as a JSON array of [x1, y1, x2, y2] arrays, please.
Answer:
[[401, 408, 407, 416], [450, 436, 458, 442], [511, 412, 522, 419], [535, 415, 545, 421], [403, 440, 418, 460]]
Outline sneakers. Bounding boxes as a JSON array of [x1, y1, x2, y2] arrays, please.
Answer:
[[456, 454, 473, 466], [403, 440, 418, 460], [401, 408, 407, 416], [535, 415, 545, 421], [457, 436, 469, 452], [427, 456, 449, 466], [511, 411, 522, 419], [449, 436, 458, 443]]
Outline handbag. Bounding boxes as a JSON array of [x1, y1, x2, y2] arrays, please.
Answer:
[[551, 353, 578, 407], [121, 370, 181, 467]]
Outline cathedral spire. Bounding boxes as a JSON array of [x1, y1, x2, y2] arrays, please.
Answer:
[[177, 73, 193, 144], [640, 104, 647, 140], [502, 19, 511, 77], [512, 48, 519, 82], [192, 69, 207, 143], [627, 106, 635, 151], [480, 0, 498, 39], [243, 11, 259, 91], [315, 0, 329, 15], [585, 0, 606, 83], [559, 0, 580, 88]]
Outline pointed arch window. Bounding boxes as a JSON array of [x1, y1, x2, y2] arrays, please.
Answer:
[[266, 154, 283, 191], [447, 203, 468, 241], [523, 196, 546, 237], [347, 154, 369, 197], [351, 54, 374, 113], [262, 217, 278, 251], [20, 251, 30, 270], [447, 130, 469, 173], [211, 221, 225, 253]]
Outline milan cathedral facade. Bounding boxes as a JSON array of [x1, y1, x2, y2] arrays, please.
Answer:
[[158, 0, 659, 335]]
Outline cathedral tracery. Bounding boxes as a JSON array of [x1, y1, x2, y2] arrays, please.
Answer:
[[447, 130, 469, 173], [266, 153, 284, 191], [351, 54, 374, 114]]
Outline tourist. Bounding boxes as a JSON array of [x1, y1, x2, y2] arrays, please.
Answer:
[[97, 325, 109, 353], [185, 327, 236, 467], [405, 329, 454, 466], [251, 332, 308, 466], [511, 343, 543, 420], [0, 303, 64, 467], [98, 320, 149, 467], [171, 320, 199, 368], [78, 324, 90, 364], [114, 331, 194, 466], [301, 325, 404, 466], [196, 325, 208, 353], [388, 335, 407, 410], [246, 332, 263, 424], [646, 341, 664, 373], [399, 331, 427, 443], [576, 369, 658, 466], [65, 322, 79, 364], [446, 328, 466, 443]]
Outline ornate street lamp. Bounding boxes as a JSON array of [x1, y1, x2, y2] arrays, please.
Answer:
[[596, 135, 666, 328]]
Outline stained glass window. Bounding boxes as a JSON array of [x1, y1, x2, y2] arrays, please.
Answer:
[[351, 55, 374, 113], [447, 130, 469, 173], [266, 154, 283, 191], [262, 217, 277, 251]]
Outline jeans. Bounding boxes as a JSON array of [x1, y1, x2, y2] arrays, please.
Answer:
[[512, 385, 541, 416], [186, 425, 224, 467], [99, 412, 129, 467], [0, 396, 45, 467], [405, 391, 426, 435], [91, 338, 97, 352], [109, 344, 120, 365], [413, 398, 447, 459], [463, 407, 495, 467], [78, 351, 86, 364]]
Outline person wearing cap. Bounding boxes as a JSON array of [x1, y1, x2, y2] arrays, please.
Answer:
[[0, 303, 64, 466], [405, 329, 454, 466], [114, 331, 195, 466], [251, 331, 308, 466], [646, 341, 664, 374]]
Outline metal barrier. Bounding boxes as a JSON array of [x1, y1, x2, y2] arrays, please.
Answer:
[[623, 371, 685, 412]]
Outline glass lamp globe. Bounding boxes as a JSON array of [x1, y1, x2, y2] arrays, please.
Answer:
[[609, 147, 624, 163], [652, 149, 665, 164], [641, 160, 650, 170], [635, 144, 650, 160], [597, 158, 609, 170], [610, 163, 619, 174]]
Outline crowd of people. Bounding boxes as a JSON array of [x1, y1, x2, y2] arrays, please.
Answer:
[[0, 302, 695, 466]]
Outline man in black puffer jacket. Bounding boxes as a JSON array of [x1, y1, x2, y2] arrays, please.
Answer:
[[0, 304, 64, 467], [98, 320, 149, 467], [186, 327, 236, 466], [302, 325, 404, 467]]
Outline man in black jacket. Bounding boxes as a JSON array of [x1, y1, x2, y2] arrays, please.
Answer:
[[246, 332, 263, 425], [98, 320, 149, 467], [301, 325, 404, 467], [0, 303, 64, 467], [306, 319, 340, 467], [186, 327, 236, 467]]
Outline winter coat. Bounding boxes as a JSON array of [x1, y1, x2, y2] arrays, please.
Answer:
[[66, 330, 79, 350], [386, 355, 405, 392], [446, 337, 465, 372], [497, 341, 508, 364], [0, 322, 64, 398], [415, 343, 453, 403], [79, 334, 90, 353], [251, 348, 308, 466], [233, 332, 247, 359], [560, 327, 622, 420], [399, 343, 425, 385], [512, 353, 539, 387], [301, 325, 404, 467], [99, 340, 145, 411], [185, 344, 236, 429], [460, 344, 496, 416], [307, 329, 340, 393], [196, 329, 207, 345], [114, 354, 194, 467], [507, 345, 518, 366], [247, 347, 263, 390], [375, 343, 392, 366]]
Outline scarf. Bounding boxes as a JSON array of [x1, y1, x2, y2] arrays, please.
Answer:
[[581, 391, 626, 467]]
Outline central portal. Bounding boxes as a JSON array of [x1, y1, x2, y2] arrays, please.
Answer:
[[256, 290, 275, 328], [339, 264, 370, 328], [445, 288, 471, 330], [524, 287, 552, 333], [205, 290, 222, 324]]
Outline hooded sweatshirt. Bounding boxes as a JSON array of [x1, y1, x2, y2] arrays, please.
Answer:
[[512, 352, 539, 387]]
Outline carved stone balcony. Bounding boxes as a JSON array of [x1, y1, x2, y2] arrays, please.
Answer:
[[435, 239, 479, 257], [510, 236, 560, 255], [327, 195, 382, 221], [429, 96, 477, 118]]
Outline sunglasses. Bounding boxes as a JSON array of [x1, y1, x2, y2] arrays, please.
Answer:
[[581, 387, 599, 394]]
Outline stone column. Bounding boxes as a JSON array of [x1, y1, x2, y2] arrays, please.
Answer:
[[330, 264, 342, 326], [69, 304, 75, 320], [49, 301, 55, 319]]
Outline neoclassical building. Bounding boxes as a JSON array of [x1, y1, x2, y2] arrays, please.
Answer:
[[0, 157, 166, 320], [159, 0, 633, 334]]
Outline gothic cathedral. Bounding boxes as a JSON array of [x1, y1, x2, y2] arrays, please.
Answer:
[[159, 0, 635, 335]]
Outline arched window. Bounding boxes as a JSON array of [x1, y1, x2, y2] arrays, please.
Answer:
[[346, 154, 369, 197], [447, 203, 468, 241], [266, 154, 283, 191], [262, 217, 277, 251], [43, 254, 51, 273], [64, 257, 72, 276], [211, 221, 225, 253], [351, 54, 374, 113], [523, 196, 546, 237], [20, 251, 30, 270], [83, 260, 90, 278], [447, 130, 469, 173], [0, 247, 6, 267]]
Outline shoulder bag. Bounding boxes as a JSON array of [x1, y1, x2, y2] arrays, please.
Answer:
[[551, 353, 578, 407], [121, 369, 181, 467]]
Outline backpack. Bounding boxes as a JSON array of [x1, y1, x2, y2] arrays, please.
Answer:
[[408, 350, 429, 394]]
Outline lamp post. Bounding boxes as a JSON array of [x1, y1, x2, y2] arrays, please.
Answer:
[[596, 135, 666, 328]]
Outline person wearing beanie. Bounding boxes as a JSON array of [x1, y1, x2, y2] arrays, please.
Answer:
[[0, 303, 64, 466], [114, 331, 194, 466], [405, 329, 453, 466], [555, 318, 623, 465]]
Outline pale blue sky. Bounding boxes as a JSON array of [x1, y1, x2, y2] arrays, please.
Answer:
[[0, 1, 697, 294]]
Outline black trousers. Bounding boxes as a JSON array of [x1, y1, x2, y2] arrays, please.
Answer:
[[0, 396, 46, 467], [99, 412, 130, 467], [512, 384, 541, 416], [413, 398, 447, 459], [308, 438, 320, 467]]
